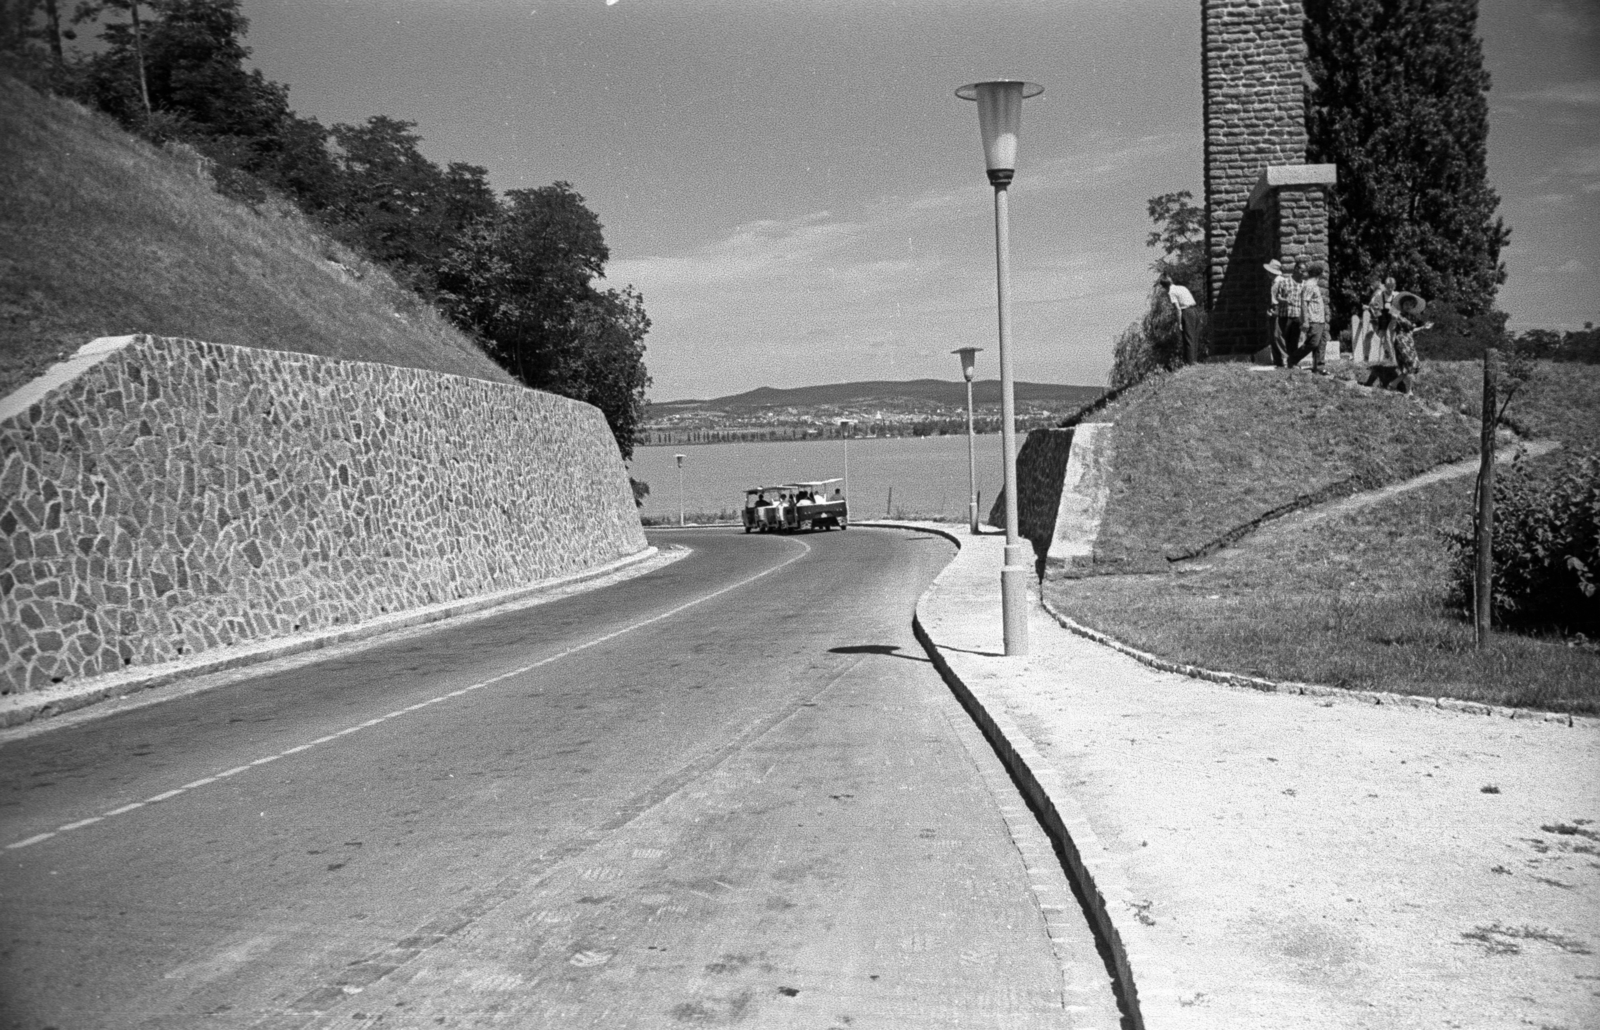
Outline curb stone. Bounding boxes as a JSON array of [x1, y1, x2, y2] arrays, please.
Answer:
[[1038, 595, 1594, 730], [864, 520, 1149, 1030], [0, 546, 669, 730]]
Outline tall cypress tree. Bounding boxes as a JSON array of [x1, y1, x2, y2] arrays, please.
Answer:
[[1304, 0, 1509, 324]]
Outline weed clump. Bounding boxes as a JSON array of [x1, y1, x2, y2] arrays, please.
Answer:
[[1447, 451, 1600, 638]]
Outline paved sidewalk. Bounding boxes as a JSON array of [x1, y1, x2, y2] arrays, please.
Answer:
[[907, 526, 1600, 1030]]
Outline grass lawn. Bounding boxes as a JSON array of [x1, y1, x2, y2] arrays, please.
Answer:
[[1085, 362, 1481, 569], [0, 76, 512, 398], [1045, 360, 1600, 715]]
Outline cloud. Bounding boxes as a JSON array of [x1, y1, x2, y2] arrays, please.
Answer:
[[1507, 79, 1600, 108], [1017, 132, 1193, 193], [1530, 258, 1591, 277]]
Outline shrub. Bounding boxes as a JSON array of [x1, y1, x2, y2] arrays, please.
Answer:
[[1110, 320, 1159, 391], [1415, 300, 1509, 360], [1109, 287, 1211, 392], [1448, 451, 1600, 636]]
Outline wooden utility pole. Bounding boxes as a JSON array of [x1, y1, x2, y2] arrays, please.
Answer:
[[1474, 349, 1497, 647]]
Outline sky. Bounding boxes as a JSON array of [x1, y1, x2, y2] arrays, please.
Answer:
[[236, 0, 1600, 399]]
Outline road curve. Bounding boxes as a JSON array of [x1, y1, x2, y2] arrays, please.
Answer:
[[0, 527, 1120, 1029]]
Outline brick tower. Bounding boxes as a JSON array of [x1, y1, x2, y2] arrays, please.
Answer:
[[1202, 0, 1336, 358]]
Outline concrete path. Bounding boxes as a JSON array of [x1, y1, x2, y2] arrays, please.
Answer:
[[907, 525, 1600, 1030]]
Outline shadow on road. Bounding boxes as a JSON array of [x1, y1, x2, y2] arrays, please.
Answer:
[[827, 644, 931, 664]]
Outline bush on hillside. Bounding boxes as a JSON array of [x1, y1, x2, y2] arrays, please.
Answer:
[[1110, 321, 1159, 392], [1414, 300, 1509, 360], [1109, 286, 1211, 392], [1513, 324, 1600, 365], [1447, 451, 1600, 637]]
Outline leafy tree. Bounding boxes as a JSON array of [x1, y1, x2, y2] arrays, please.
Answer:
[[0, 0, 67, 61], [1304, 0, 1509, 325], [72, 0, 155, 121], [326, 116, 496, 291], [65, 0, 339, 209], [437, 183, 650, 457], [1110, 190, 1211, 389], [1145, 190, 1207, 306]]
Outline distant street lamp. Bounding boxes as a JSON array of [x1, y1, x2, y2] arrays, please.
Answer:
[[839, 420, 852, 510], [957, 78, 1042, 657], [953, 347, 984, 535], [674, 453, 685, 526]]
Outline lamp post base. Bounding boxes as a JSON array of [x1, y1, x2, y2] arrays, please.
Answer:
[[968, 500, 979, 535], [1001, 543, 1031, 656]]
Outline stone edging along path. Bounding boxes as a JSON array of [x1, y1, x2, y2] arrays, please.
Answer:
[[1037, 596, 1594, 730], [872, 517, 1595, 1030], [859, 520, 1149, 1027], [0, 546, 673, 730]]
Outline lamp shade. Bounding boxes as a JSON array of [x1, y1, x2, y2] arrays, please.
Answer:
[[955, 80, 1043, 176], [952, 346, 983, 382]]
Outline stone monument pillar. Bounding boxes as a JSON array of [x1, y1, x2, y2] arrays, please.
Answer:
[[1202, 0, 1337, 360]]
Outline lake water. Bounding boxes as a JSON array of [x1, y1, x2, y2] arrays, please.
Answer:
[[628, 434, 1008, 521]]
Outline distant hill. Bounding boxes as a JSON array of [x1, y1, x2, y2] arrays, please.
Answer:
[[0, 75, 512, 397], [652, 379, 1104, 415]]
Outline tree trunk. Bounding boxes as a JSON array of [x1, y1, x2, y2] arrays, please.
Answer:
[[1474, 349, 1497, 647], [129, 0, 151, 123], [43, 0, 63, 62]]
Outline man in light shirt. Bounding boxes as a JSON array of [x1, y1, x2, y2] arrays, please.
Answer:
[[1158, 274, 1201, 365], [1286, 261, 1330, 375]]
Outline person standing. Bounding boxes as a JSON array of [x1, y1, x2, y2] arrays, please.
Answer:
[[1367, 276, 1398, 361], [1286, 262, 1330, 374], [1264, 258, 1295, 366], [1159, 274, 1201, 366]]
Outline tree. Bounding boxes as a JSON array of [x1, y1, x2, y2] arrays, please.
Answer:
[[1146, 190, 1207, 306], [437, 183, 650, 457], [1109, 189, 1210, 388], [73, 0, 154, 121], [1304, 0, 1509, 326], [326, 117, 496, 291], [0, 0, 67, 61]]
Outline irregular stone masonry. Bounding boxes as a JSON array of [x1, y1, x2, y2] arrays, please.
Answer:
[[1203, 0, 1331, 356], [0, 335, 647, 694]]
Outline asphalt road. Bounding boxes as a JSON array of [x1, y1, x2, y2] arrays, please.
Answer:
[[0, 527, 1122, 1029]]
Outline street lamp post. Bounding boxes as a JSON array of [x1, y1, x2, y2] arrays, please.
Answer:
[[839, 420, 851, 510], [957, 78, 1042, 657], [674, 453, 685, 527], [953, 347, 983, 535]]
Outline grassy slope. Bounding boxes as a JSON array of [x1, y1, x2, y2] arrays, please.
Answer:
[[1085, 363, 1481, 568], [0, 76, 513, 397], [1047, 361, 1600, 714]]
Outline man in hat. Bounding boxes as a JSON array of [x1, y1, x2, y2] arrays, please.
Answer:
[[1265, 257, 1297, 367]]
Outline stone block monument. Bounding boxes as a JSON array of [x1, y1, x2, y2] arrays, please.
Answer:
[[1203, 0, 1337, 360]]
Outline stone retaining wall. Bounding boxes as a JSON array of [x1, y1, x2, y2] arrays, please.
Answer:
[[0, 335, 646, 693], [986, 427, 1076, 566]]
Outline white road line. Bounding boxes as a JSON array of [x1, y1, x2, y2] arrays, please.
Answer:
[[5, 538, 811, 852], [6, 833, 55, 849]]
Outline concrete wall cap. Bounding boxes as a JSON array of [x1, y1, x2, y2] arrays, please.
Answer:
[[1248, 163, 1338, 208], [0, 334, 143, 425]]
